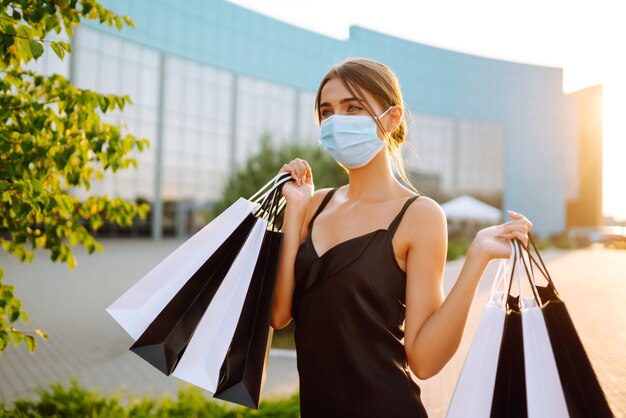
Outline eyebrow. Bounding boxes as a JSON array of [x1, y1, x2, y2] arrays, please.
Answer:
[[319, 97, 365, 108]]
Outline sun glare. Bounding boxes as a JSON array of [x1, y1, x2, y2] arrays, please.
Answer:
[[603, 77, 626, 222]]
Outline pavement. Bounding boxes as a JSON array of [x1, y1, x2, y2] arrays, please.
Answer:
[[0, 238, 624, 417]]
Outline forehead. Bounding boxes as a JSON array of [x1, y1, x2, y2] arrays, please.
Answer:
[[320, 77, 377, 106]]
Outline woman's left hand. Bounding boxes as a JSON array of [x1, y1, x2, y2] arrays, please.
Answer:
[[472, 210, 533, 261]]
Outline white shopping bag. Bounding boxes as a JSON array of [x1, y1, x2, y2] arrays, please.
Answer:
[[518, 242, 569, 418], [105, 198, 258, 340], [446, 241, 515, 418], [171, 216, 268, 392]]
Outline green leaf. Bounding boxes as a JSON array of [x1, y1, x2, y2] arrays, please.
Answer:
[[0, 331, 9, 351], [44, 15, 58, 33], [16, 24, 33, 39], [29, 40, 44, 59], [32, 179, 42, 195], [9, 308, 20, 322], [10, 331, 23, 346], [24, 335, 36, 352], [54, 195, 74, 214], [50, 42, 65, 60], [59, 41, 72, 53], [34, 329, 47, 338], [67, 255, 76, 270], [3, 23, 17, 36]]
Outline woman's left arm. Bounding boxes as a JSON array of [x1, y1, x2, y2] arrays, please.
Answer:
[[403, 198, 532, 380]]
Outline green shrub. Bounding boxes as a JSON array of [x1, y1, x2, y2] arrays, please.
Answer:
[[447, 236, 470, 261], [548, 232, 576, 249], [0, 378, 300, 418], [0, 378, 126, 417], [211, 133, 347, 222]]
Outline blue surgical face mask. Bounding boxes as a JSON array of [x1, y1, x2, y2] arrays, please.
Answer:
[[318, 105, 395, 169]]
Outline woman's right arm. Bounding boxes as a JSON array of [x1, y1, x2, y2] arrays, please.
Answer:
[[270, 198, 310, 329]]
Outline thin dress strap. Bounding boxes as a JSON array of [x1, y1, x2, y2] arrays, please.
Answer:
[[388, 194, 421, 237], [308, 188, 337, 229]]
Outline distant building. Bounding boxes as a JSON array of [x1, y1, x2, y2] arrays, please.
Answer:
[[566, 85, 603, 228], [29, 0, 601, 239]]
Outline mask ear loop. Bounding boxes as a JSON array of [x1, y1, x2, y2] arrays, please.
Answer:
[[375, 105, 395, 120], [375, 105, 398, 131]]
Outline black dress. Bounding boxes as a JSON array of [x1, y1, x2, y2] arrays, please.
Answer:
[[292, 188, 429, 418]]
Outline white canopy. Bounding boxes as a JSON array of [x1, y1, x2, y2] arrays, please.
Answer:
[[441, 194, 502, 223]]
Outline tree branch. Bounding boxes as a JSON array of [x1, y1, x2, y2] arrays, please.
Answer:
[[0, 30, 56, 44]]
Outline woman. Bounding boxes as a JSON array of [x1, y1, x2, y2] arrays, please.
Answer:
[[270, 57, 532, 417]]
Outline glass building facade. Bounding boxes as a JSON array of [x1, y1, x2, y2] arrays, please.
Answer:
[[31, 0, 587, 238]]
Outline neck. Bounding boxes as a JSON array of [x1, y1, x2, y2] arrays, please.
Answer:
[[344, 151, 400, 202]]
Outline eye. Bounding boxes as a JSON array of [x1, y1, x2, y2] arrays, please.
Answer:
[[320, 109, 332, 119], [348, 105, 362, 112]]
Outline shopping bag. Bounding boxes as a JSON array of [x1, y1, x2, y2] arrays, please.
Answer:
[[129, 213, 259, 374], [106, 172, 292, 399], [106, 197, 258, 340], [170, 173, 291, 394], [515, 239, 569, 418], [490, 240, 527, 418], [519, 234, 614, 418], [446, 241, 514, 418], [214, 186, 285, 408]]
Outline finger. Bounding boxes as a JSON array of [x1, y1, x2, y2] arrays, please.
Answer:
[[302, 160, 312, 175], [293, 159, 307, 183], [281, 164, 299, 182], [280, 164, 294, 176], [497, 230, 529, 246], [303, 163, 313, 184], [292, 159, 305, 175], [500, 224, 529, 236], [508, 210, 532, 227], [298, 160, 312, 184]]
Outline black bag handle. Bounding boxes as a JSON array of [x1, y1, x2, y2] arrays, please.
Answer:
[[514, 232, 559, 296]]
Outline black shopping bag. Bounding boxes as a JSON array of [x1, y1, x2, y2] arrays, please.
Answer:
[[490, 242, 527, 418], [130, 213, 258, 374], [520, 234, 614, 418], [214, 185, 285, 408], [490, 298, 527, 418]]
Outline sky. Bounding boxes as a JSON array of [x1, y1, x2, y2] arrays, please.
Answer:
[[228, 0, 626, 221]]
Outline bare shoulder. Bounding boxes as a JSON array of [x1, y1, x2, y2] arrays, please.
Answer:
[[406, 195, 446, 217], [403, 196, 448, 246], [307, 187, 335, 214]]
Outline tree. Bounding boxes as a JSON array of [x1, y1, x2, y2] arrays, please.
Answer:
[[0, 1, 150, 353], [212, 132, 348, 223]]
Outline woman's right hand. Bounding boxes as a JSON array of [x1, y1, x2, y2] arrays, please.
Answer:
[[279, 158, 313, 207]]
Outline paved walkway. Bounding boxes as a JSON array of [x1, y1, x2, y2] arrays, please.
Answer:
[[0, 238, 624, 417]]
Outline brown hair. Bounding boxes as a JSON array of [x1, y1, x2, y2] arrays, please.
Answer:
[[313, 57, 421, 194]]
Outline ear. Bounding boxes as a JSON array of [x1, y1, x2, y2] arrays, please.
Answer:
[[387, 105, 404, 132]]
